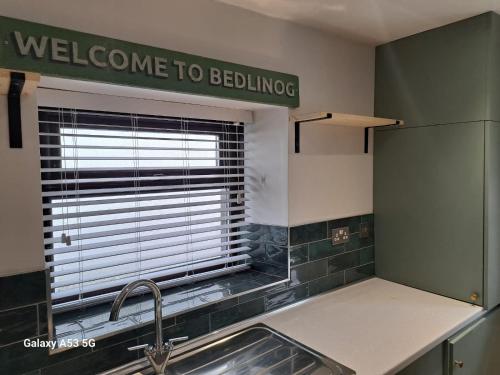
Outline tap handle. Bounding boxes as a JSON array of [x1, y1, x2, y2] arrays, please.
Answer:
[[168, 336, 189, 346], [127, 343, 150, 351]]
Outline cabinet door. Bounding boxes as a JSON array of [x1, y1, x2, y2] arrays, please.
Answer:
[[374, 122, 484, 304], [448, 308, 500, 374]]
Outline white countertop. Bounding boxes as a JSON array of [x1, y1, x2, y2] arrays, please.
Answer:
[[170, 277, 484, 375], [261, 278, 483, 375]]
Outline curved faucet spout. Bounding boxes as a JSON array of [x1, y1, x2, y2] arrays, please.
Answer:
[[109, 279, 163, 350]]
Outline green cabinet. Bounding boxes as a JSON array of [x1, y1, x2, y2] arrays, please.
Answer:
[[397, 345, 444, 375], [375, 12, 500, 127], [447, 307, 500, 374], [374, 122, 486, 305]]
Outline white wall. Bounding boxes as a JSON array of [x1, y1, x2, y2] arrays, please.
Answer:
[[0, 0, 374, 274], [0, 95, 45, 275], [246, 108, 289, 227]]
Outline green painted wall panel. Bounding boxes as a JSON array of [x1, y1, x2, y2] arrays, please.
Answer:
[[484, 122, 500, 309], [375, 13, 492, 126], [374, 122, 484, 304], [485, 13, 500, 122]]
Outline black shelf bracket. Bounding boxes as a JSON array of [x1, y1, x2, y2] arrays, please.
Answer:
[[294, 113, 332, 153], [363, 120, 401, 154], [8, 72, 26, 148]]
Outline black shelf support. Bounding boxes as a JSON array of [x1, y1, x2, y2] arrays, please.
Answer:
[[8, 72, 25, 148], [363, 120, 401, 154], [364, 127, 369, 154], [294, 113, 332, 153]]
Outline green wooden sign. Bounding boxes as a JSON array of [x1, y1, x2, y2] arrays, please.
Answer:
[[0, 15, 299, 107]]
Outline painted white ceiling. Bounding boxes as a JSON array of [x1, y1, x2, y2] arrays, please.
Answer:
[[215, 0, 500, 45]]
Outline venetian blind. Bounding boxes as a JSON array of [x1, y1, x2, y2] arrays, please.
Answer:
[[38, 107, 250, 312]]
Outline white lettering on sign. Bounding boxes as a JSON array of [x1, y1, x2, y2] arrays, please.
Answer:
[[210, 67, 222, 85], [50, 38, 70, 63], [154, 57, 168, 78], [109, 49, 128, 70], [13, 31, 48, 58], [88, 45, 107, 68], [131, 53, 152, 75], [173, 60, 186, 80], [188, 64, 203, 82], [11, 31, 297, 98], [71, 42, 88, 66]]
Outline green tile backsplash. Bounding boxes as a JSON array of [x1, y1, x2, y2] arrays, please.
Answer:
[[0, 214, 374, 374]]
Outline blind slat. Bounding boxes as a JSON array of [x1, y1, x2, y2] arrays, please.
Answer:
[[40, 144, 243, 152], [51, 246, 251, 277], [43, 190, 246, 208], [44, 221, 249, 255], [47, 238, 250, 267], [43, 198, 246, 220], [45, 230, 250, 257], [41, 166, 246, 173], [41, 174, 245, 185], [39, 132, 247, 144], [51, 254, 251, 292], [44, 205, 248, 232], [44, 213, 248, 244], [41, 182, 245, 197]]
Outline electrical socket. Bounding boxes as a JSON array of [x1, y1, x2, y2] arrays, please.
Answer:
[[332, 226, 350, 245]]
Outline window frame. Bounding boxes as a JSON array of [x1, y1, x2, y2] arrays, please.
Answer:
[[39, 107, 246, 307]]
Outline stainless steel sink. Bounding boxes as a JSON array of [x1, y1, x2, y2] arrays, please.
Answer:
[[100, 324, 355, 375]]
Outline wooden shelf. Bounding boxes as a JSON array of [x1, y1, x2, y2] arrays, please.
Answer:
[[0, 68, 40, 95], [292, 111, 404, 153], [292, 111, 403, 128]]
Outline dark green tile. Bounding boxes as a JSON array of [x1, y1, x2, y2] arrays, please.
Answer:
[[237, 282, 287, 304], [40, 339, 137, 375], [93, 318, 168, 349], [210, 298, 265, 331], [345, 263, 375, 283], [360, 213, 374, 224], [22, 370, 41, 375], [327, 216, 361, 235], [309, 240, 344, 261], [328, 251, 361, 274], [175, 298, 238, 324], [345, 232, 374, 252], [308, 272, 345, 296], [244, 224, 288, 246], [0, 336, 49, 374], [290, 259, 328, 286], [0, 305, 38, 345], [38, 303, 48, 336], [251, 261, 288, 278], [0, 333, 92, 374], [165, 314, 210, 340], [290, 245, 308, 266], [0, 271, 46, 310], [265, 284, 308, 311], [290, 222, 327, 245], [360, 246, 375, 264]]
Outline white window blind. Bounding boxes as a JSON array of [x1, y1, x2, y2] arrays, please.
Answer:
[[38, 107, 250, 313]]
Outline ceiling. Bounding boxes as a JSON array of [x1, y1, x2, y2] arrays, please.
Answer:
[[215, 0, 500, 45]]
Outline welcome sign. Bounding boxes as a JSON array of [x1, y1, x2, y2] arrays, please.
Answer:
[[0, 16, 299, 107]]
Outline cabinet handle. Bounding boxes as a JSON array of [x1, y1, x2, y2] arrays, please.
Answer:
[[454, 360, 464, 368], [470, 293, 479, 303]]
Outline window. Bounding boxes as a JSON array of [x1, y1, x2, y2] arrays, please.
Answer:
[[39, 107, 249, 313]]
